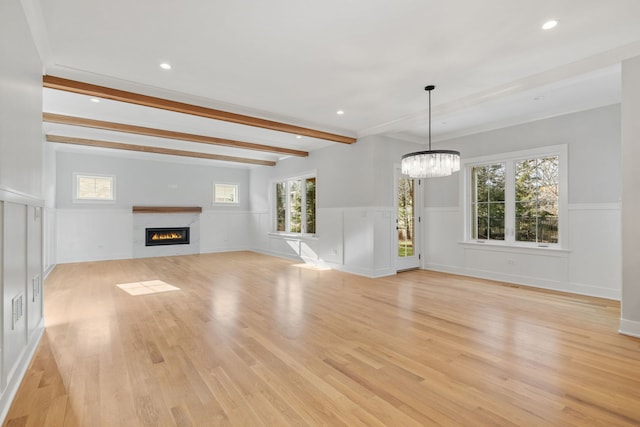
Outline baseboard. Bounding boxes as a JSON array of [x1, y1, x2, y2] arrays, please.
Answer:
[[619, 319, 640, 338], [0, 324, 44, 425]]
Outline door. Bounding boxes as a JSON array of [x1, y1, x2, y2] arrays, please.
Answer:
[[395, 167, 421, 271]]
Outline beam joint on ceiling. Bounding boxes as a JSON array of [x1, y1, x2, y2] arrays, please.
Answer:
[[46, 134, 277, 166], [43, 75, 357, 144], [43, 112, 307, 157]]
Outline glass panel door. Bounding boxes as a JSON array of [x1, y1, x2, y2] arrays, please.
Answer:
[[395, 168, 420, 271]]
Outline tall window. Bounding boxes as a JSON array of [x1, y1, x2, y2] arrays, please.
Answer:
[[515, 157, 558, 243], [74, 174, 115, 202], [466, 146, 565, 247], [274, 174, 316, 234], [471, 164, 505, 241]]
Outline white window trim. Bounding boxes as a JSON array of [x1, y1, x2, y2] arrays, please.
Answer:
[[213, 182, 240, 205], [73, 173, 116, 204], [460, 144, 568, 250], [270, 170, 317, 236]]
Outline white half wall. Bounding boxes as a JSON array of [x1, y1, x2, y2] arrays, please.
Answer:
[[423, 203, 621, 299], [56, 208, 253, 263]]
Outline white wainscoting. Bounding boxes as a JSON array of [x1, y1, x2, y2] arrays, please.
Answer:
[[251, 207, 395, 278], [200, 210, 252, 253], [56, 208, 253, 264], [0, 196, 45, 425], [43, 207, 56, 276], [57, 209, 133, 263], [423, 203, 621, 300]]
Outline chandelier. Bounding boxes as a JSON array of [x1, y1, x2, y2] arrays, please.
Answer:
[[401, 85, 460, 178]]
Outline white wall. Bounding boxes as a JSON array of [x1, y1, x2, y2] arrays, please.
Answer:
[[0, 2, 42, 197], [54, 149, 252, 263], [422, 104, 622, 299], [0, 1, 44, 423], [621, 55, 640, 337]]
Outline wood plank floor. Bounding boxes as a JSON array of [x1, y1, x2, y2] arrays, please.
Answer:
[[4, 251, 640, 426]]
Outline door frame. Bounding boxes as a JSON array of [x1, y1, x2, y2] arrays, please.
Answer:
[[394, 165, 422, 272]]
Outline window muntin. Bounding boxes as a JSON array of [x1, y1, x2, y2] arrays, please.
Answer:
[[213, 183, 239, 204], [465, 146, 565, 248], [274, 174, 316, 235], [74, 174, 115, 201]]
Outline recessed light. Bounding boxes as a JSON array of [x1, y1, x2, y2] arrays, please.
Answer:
[[90, 98, 100, 103], [160, 62, 172, 70], [542, 20, 558, 30], [336, 110, 344, 115], [296, 135, 302, 139]]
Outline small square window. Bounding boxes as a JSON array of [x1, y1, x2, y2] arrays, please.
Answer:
[[74, 174, 115, 202], [214, 183, 239, 204]]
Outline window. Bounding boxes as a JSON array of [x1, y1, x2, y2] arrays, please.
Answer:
[[213, 183, 239, 204], [471, 164, 505, 241], [515, 157, 559, 243], [465, 145, 566, 247], [274, 174, 316, 234], [74, 174, 115, 202]]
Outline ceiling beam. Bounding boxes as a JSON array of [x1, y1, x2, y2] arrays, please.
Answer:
[[46, 134, 276, 166], [43, 113, 308, 157], [43, 75, 357, 144]]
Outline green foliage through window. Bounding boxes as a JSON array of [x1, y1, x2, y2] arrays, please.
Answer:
[[469, 153, 560, 245], [397, 177, 414, 257], [275, 175, 316, 234], [471, 164, 505, 241], [515, 157, 558, 243]]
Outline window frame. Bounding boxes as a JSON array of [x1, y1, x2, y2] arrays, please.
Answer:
[[462, 145, 568, 249], [271, 171, 317, 236], [73, 173, 116, 203], [213, 182, 240, 205]]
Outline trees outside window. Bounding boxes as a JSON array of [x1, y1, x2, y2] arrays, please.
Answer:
[[397, 177, 415, 256], [471, 164, 505, 241], [466, 146, 564, 247], [515, 157, 558, 243]]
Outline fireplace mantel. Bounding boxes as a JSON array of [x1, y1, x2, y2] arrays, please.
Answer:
[[132, 206, 202, 214]]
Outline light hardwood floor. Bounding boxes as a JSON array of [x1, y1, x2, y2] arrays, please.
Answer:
[[4, 251, 640, 426]]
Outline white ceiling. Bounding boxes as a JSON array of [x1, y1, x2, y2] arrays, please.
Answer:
[[24, 0, 640, 167]]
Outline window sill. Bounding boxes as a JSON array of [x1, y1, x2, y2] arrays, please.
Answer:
[[458, 241, 570, 257], [268, 232, 319, 240]]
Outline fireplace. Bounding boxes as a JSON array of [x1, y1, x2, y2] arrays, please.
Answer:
[[145, 227, 190, 246]]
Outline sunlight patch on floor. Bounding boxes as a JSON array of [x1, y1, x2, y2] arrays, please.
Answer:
[[116, 280, 180, 295], [292, 263, 332, 271]]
